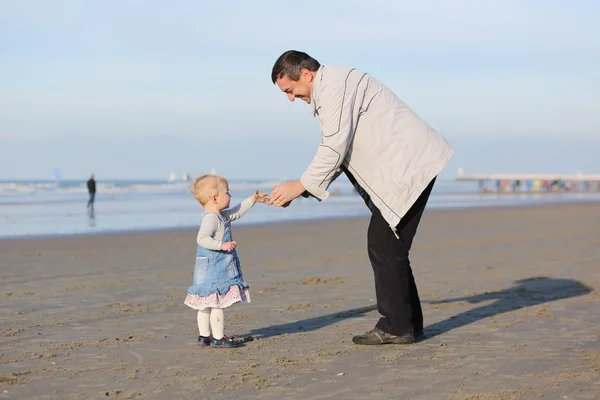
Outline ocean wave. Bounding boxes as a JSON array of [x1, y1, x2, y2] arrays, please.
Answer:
[[0, 179, 359, 198]]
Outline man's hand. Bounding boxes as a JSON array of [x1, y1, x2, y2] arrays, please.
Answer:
[[221, 241, 237, 252], [269, 180, 305, 207]]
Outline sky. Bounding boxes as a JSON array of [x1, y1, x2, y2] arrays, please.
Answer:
[[0, 0, 599, 180]]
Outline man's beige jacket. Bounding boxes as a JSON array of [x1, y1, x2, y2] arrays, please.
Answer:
[[300, 65, 455, 233]]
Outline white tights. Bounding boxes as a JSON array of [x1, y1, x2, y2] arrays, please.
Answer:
[[197, 308, 225, 340]]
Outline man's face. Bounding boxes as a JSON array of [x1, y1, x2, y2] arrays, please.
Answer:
[[275, 69, 314, 104]]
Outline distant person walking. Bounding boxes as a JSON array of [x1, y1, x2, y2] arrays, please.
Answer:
[[87, 174, 96, 210]]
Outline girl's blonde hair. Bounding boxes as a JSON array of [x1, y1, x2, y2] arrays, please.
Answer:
[[190, 174, 228, 205]]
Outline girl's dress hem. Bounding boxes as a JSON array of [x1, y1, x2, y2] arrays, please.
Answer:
[[184, 285, 250, 310]]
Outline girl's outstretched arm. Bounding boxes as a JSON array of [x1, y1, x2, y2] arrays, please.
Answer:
[[223, 191, 268, 221], [222, 196, 255, 221]]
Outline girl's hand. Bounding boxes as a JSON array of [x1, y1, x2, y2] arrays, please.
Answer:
[[221, 241, 237, 252], [253, 190, 270, 204]]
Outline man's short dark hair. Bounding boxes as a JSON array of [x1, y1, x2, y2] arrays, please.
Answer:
[[271, 50, 321, 84]]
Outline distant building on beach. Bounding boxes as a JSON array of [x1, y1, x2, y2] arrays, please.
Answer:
[[456, 168, 600, 193]]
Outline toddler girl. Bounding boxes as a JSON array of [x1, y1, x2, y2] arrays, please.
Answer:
[[184, 174, 268, 348]]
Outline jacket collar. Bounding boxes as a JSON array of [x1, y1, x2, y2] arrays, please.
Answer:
[[310, 65, 324, 116]]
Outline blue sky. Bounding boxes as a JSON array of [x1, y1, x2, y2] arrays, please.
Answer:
[[1, 0, 599, 180]]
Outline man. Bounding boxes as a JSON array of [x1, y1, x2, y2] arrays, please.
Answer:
[[87, 174, 96, 210], [268, 50, 454, 345]]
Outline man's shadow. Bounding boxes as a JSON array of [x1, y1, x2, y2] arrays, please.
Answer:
[[419, 276, 591, 340], [244, 277, 591, 340]]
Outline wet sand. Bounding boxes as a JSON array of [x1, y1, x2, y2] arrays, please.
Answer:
[[2, 203, 599, 399]]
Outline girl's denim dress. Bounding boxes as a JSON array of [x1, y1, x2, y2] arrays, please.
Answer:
[[187, 213, 249, 297]]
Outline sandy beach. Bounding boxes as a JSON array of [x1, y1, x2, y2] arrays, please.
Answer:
[[2, 202, 599, 399]]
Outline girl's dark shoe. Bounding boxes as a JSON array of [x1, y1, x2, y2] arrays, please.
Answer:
[[198, 335, 211, 346], [210, 335, 244, 348]]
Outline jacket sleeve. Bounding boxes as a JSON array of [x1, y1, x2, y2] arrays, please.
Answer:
[[300, 70, 366, 200]]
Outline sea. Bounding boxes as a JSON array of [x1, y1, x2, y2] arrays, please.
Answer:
[[1, 177, 599, 238]]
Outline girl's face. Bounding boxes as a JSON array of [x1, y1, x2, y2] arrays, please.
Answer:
[[215, 182, 231, 210]]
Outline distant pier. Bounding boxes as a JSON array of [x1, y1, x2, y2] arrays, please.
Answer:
[[455, 168, 600, 193]]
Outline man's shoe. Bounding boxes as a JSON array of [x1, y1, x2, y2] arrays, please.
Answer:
[[415, 329, 424, 338], [352, 327, 415, 345]]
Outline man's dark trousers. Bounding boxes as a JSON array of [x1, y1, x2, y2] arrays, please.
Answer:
[[366, 178, 436, 336]]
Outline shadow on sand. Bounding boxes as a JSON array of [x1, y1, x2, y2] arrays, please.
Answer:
[[246, 277, 592, 341], [246, 305, 378, 339], [418, 276, 591, 340]]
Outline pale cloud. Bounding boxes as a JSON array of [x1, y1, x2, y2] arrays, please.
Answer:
[[0, 0, 598, 141], [2, 1, 598, 56]]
